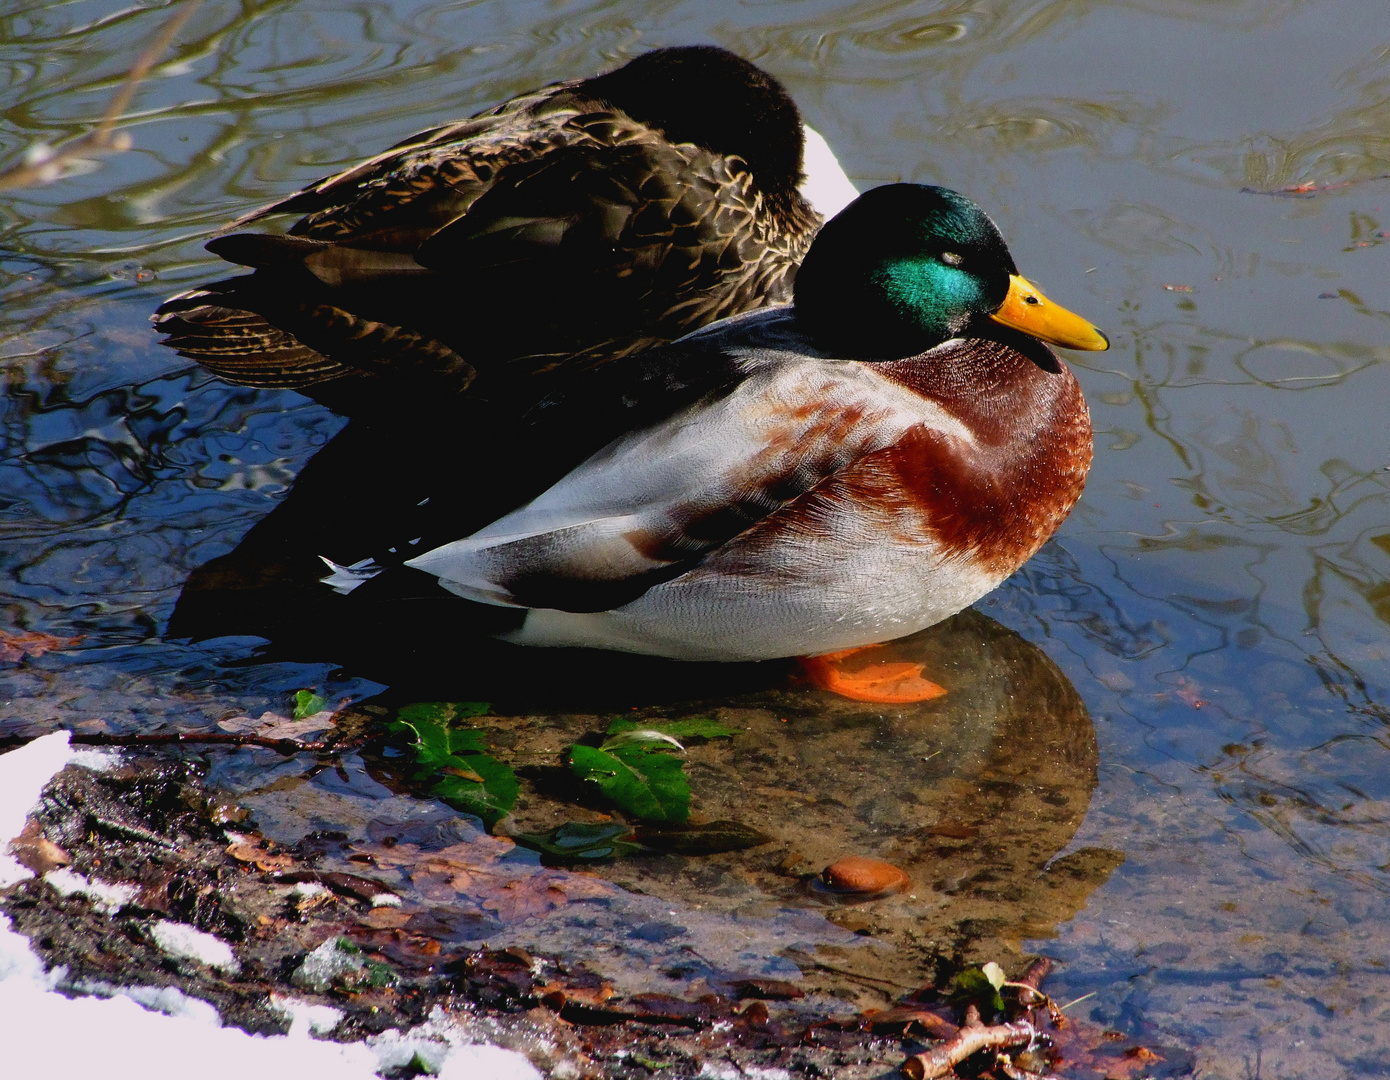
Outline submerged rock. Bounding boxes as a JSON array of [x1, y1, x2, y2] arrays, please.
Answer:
[[820, 856, 912, 896]]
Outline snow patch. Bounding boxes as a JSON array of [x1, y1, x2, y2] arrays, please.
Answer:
[[42, 867, 138, 914], [0, 732, 74, 887], [270, 993, 345, 1037], [368, 1007, 542, 1080], [70, 978, 226, 1026], [69, 746, 121, 772], [151, 920, 241, 973], [699, 1064, 792, 1080], [290, 936, 392, 993]]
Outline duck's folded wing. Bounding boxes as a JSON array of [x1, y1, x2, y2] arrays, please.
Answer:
[[403, 359, 957, 612], [156, 116, 779, 392], [211, 108, 527, 236]]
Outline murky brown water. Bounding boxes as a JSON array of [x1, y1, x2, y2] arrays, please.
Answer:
[[4, 1, 1390, 1075]]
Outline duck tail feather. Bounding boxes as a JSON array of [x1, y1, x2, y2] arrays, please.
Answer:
[[318, 556, 384, 595]]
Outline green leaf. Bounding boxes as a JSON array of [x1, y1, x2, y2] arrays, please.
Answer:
[[514, 822, 641, 862], [632, 820, 771, 855], [950, 966, 1006, 1015], [431, 753, 520, 823], [569, 744, 690, 822], [293, 689, 326, 720], [604, 716, 739, 740], [600, 729, 686, 753], [388, 702, 515, 826]]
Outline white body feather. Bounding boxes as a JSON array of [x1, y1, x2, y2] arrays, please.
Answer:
[[403, 311, 1004, 661]]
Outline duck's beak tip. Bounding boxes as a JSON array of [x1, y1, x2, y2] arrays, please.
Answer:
[[991, 274, 1110, 352]]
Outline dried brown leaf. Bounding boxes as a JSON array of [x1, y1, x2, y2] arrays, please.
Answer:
[[226, 838, 295, 872], [9, 821, 71, 874], [0, 629, 82, 663], [360, 907, 413, 930]]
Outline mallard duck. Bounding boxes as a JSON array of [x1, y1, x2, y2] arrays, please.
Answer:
[[153, 46, 856, 413], [325, 184, 1108, 700]]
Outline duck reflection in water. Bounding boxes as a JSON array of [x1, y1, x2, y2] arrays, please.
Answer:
[[339, 609, 1122, 997]]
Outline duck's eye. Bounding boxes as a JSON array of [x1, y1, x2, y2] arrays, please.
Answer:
[[941, 251, 963, 267]]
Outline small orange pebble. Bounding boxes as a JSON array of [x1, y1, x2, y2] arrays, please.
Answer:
[[821, 856, 911, 896], [799, 646, 947, 704]]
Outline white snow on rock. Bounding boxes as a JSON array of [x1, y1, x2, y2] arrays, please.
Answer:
[[151, 919, 241, 973], [0, 731, 73, 887], [291, 936, 369, 992], [42, 867, 139, 914], [270, 993, 345, 1037], [0, 730, 542, 1080], [699, 1064, 793, 1080], [368, 1006, 544, 1080]]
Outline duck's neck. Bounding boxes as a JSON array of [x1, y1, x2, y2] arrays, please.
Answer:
[[871, 338, 1092, 576], [580, 47, 806, 209], [877, 335, 1075, 448]]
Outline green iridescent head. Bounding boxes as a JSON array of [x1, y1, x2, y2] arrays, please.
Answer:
[[794, 183, 1107, 359]]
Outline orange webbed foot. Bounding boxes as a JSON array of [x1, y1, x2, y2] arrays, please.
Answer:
[[799, 645, 947, 704]]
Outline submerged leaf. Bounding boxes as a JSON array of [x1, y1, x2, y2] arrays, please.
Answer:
[[293, 689, 326, 720], [514, 822, 641, 862], [389, 701, 516, 825], [569, 744, 690, 822], [604, 716, 740, 740], [430, 754, 520, 823], [600, 728, 686, 752], [633, 820, 771, 855]]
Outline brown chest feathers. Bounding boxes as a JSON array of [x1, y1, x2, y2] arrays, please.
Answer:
[[867, 338, 1092, 574]]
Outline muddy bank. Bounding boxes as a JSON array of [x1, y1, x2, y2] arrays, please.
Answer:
[[2, 750, 1190, 1079]]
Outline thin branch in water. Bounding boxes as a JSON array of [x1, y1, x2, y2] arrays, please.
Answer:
[[63, 731, 330, 755], [1057, 990, 1097, 1011], [900, 1016, 1036, 1080], [0, 1, 201, 192], [1241, 174, 1390, 198]]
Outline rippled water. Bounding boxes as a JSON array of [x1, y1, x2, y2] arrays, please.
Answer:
[[4, 1, 1390, 1075]]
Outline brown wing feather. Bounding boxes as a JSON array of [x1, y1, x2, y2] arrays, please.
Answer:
[[155, 84, 819, 403]]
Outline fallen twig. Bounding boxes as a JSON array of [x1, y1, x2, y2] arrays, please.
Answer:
[[87, 812, 179, 848], [72, 730, 329, 753], [1001, 956, 1055, 1009], [0, 731, 330, 755], [0, 1, 200, 191], [1240, 174, 1390, 199], [1017, 957, 1053, 991], [900, 1012, 1036, 1080], [1057, 990, 1097, 1012]]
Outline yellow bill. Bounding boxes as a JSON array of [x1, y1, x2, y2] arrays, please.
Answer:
[[990, 275, 1109, 351]]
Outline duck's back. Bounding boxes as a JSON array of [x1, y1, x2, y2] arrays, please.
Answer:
[[153, 47, 826, 414]]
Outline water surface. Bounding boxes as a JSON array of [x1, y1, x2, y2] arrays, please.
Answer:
[[4, 1, 1390, 1075]]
